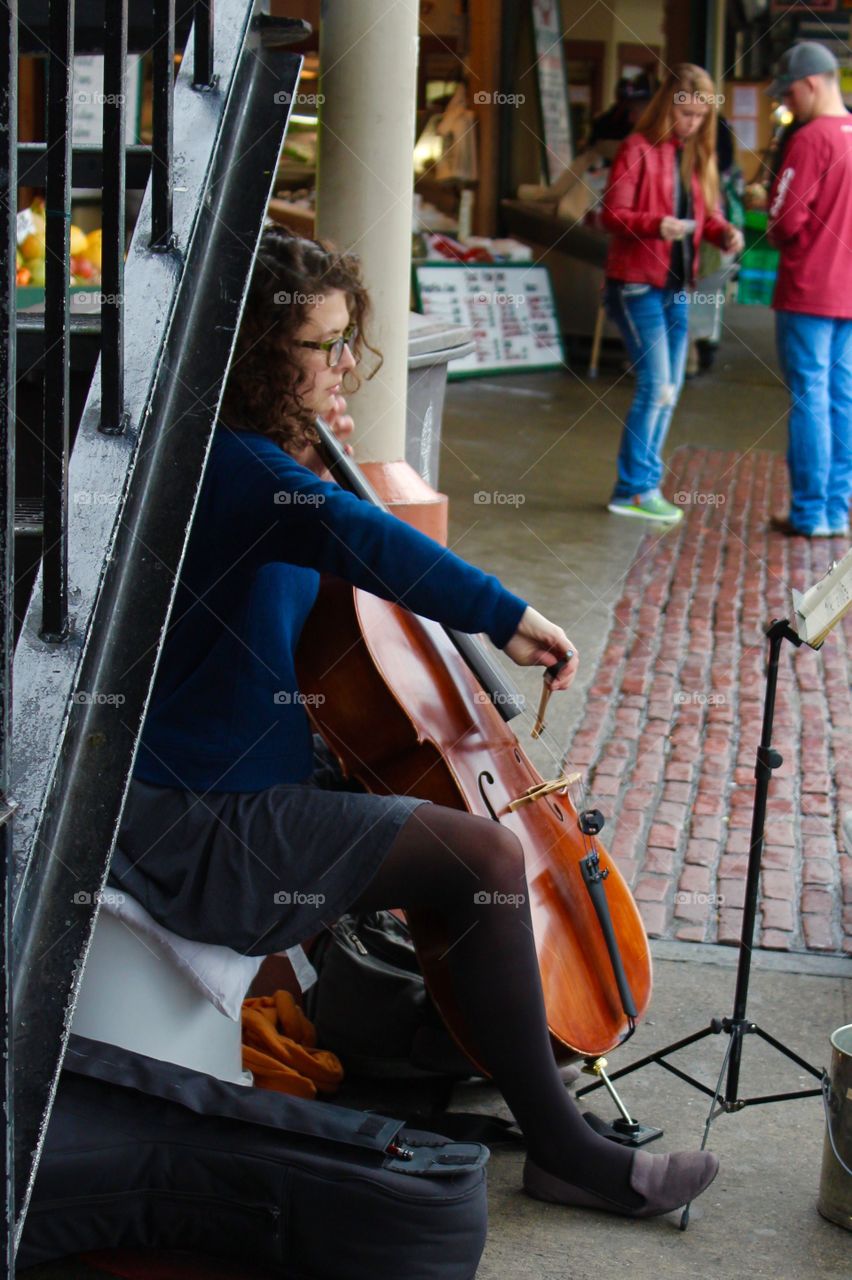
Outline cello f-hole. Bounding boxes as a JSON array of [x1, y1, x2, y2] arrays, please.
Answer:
[[478, 770, 500, 822]]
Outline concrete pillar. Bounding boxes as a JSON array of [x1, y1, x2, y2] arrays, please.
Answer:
[[315, 0, 418, 463]]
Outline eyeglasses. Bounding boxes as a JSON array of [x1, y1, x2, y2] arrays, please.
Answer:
[[294, 323, 359, 367]]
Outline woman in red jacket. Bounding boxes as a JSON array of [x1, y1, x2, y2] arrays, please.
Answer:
[[602, 64, 743, 522]]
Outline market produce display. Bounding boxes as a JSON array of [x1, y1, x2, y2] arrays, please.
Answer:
[[16, 198, 102, 288]]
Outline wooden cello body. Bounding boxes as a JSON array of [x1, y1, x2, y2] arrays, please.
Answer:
[[296, 419, 652, 1067]]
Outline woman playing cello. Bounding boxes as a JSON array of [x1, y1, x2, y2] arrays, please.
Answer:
[[112, 225, 718, 1219]]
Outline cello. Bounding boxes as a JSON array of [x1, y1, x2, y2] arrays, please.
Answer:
[[296, 417, 652, 1070]]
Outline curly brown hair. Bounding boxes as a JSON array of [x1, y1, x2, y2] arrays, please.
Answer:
[[219, 224, 382, 454]]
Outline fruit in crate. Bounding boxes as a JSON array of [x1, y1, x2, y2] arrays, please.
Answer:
[[17, 204, 46, 287], [19, 228, 46, 261], [85, 229, 102, 270], [70, 255, 97, 281], [69, 223, 89, 256], [16, 201, 103, 288]]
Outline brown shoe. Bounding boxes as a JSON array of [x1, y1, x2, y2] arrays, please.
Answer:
[[523, 1148, 719, 1219]]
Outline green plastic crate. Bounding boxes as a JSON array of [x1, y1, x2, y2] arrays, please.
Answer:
[[738, 211, 779, 306], [744, 208, 769, 231], [737, 265, 777, 307], [16, 284, 100, 309]]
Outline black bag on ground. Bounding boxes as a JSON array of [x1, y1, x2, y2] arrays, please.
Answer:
[[18, 1035, 489, 1280], [305, 910, 476, 1079]]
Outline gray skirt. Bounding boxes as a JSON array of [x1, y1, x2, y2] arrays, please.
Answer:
[[110, 741, 428, 956]]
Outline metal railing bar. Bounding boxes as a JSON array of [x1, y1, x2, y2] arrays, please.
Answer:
[[150, 0, 175, 249], [16, 2, 197, 57], [1, 0, 18, 1269], [100, 0, 129, 435], [18, 142, 152, 190], [192, 0, 214, 87], [17, 310, 101, 337], [40, 0, 74, 643]]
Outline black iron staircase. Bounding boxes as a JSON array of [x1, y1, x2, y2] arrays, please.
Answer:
[[1, 2, 307, 1266]]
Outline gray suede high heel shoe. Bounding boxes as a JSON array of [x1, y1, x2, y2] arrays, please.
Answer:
[[523, 1148, 719, 1219]]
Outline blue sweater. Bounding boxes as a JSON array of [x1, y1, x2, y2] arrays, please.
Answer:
[[134, 426, 528, 792]]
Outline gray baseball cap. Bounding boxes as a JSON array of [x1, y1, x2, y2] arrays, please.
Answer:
[[767, 41, 839, 97]]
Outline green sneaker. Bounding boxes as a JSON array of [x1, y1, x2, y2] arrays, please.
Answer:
[[607, 494, 684, 523]]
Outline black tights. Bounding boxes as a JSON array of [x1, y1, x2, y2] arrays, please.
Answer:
[[350, 803, 642, 1204]]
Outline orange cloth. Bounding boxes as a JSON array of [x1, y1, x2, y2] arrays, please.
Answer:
[[241, 990, 343, 1098]]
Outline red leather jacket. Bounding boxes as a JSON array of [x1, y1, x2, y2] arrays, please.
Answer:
[[602, 132, 731, 287]]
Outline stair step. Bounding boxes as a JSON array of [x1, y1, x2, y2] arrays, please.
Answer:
[[258, 15, 313, 47], [14, 498, 44, 538]]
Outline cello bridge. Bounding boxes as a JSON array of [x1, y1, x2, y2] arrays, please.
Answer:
[[506, 772, 581, 812]]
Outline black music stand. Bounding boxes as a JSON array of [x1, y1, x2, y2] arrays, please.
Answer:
[[577, 617, 825, 1228]]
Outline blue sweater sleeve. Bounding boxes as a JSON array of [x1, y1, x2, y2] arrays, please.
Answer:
[[226, 434, 528, 649]]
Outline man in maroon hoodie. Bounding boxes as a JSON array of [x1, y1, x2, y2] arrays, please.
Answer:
[[767, 42, 852, 538]]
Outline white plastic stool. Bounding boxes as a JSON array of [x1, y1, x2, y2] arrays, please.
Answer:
[[71, 905, 255, 1085]]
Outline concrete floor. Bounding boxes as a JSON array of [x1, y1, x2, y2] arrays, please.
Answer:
[[433, 304, 851, 1277], [461, 944, 849, 1280]]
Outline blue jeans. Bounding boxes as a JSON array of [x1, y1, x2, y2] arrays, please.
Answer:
[[775, 310, 852, 533], [604, 281, 690, 500]]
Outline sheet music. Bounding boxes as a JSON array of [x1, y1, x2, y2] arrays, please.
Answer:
[[791, 545, 852, 648]]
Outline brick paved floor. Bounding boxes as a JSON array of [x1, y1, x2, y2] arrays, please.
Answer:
[[563, 445, 852, 955]]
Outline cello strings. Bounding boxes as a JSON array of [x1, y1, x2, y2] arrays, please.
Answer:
[[497, 662, 638, 1037], [494, 661, 599, 859]]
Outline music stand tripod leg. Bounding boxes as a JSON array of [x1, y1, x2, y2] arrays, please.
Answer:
[[580, 618, 825, 1229]]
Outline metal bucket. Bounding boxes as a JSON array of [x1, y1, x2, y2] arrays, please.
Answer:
[[818, 1024, 852, 1231]]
